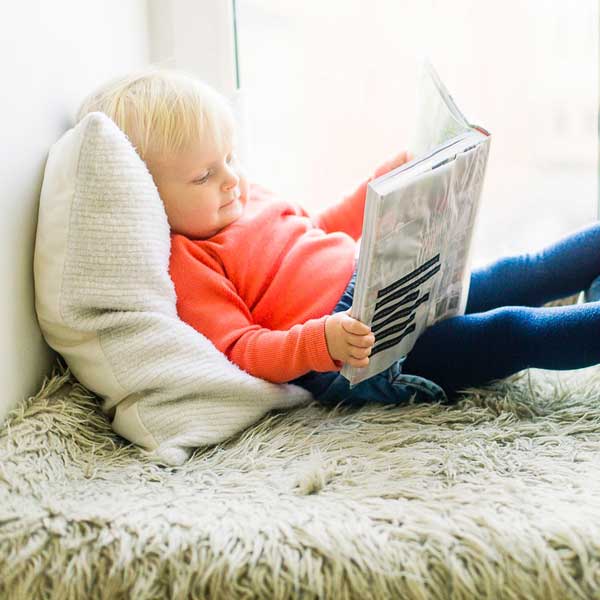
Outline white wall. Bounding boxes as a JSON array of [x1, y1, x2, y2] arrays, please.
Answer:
[[0, 1, 150, 422]]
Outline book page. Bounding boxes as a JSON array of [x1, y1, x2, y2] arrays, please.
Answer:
[[410, 61, 472, 157]]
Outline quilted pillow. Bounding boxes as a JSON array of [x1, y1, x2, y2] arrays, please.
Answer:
[[33, 112, 312, 466]]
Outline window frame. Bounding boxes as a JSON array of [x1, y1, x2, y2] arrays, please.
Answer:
[[148, 0, 238, 95], [147, 0, 248, 163]]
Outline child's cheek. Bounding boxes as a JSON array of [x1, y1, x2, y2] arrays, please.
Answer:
[[239, 175, 249, 204]]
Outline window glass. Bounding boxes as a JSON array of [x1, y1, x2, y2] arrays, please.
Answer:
[[236, 0, 598, 266]]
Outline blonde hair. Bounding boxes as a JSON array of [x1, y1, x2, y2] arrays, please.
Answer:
[[76, 66, 236, 162]]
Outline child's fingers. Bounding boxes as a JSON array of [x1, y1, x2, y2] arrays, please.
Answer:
[[348, 345, 372, 360], [341, 313, 371, 335], [390, 150, 410, 167], [348, 355, 370, 368], [373, 151, 412, 178], [346, 332, 375, 348]]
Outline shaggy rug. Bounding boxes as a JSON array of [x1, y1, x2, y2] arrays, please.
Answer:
[[3, 356, 600, 599]]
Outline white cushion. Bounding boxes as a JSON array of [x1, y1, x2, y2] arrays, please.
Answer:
[[33, 112, 312, 466]]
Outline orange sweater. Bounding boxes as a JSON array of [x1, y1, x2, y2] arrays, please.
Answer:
[[169, 168, 390, 384]]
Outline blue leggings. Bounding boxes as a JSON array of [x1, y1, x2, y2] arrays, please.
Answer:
[[402, 220, 600, 398]]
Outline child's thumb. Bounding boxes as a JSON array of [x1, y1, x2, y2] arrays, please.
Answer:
[[341, 311, 358, 331]]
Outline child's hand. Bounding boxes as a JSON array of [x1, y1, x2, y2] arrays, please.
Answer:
[[373, 150, 414, 178], [325, 309, 376, 368]]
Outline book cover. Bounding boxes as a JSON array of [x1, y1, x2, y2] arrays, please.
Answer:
[[340, 61, 492, 387]]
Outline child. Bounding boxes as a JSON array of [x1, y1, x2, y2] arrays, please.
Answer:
[[77, 66, 600, 408]]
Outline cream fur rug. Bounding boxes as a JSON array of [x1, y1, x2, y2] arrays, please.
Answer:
[[3, 357, 600, 599]]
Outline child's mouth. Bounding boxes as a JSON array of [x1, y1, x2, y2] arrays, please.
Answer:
[[221, 195, 239, 208]]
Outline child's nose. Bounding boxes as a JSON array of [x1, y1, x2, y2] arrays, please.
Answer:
[[223, 167, 239, 191]]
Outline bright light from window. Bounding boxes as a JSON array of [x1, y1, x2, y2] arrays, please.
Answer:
[[236, 0, 598, 266]]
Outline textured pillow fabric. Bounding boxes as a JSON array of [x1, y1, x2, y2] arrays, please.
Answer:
[[33, 112, 312, 466]]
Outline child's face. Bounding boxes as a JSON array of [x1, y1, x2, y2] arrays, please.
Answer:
[[147, 136, 247, 239]]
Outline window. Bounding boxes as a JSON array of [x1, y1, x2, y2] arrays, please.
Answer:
[[234, 0, 598, 267]]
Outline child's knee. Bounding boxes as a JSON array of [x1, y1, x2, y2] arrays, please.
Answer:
[[484, 305, 536, 347]]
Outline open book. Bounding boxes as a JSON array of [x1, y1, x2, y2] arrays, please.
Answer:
[[340, 61, 492, 387]]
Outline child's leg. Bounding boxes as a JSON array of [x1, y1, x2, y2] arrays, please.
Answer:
[[465, 221, 600, 313], [402, 300, 600, 399]]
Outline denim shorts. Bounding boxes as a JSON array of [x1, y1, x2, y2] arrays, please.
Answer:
[[290, 266, 448, 408]]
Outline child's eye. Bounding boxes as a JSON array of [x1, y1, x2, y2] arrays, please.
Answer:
[[194, 172, 210, 184]]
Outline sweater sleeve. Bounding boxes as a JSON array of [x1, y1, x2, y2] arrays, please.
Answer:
[[170, 243, 343, 384], [310, 157, 407, 240], [310, 177, 371, 241]]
